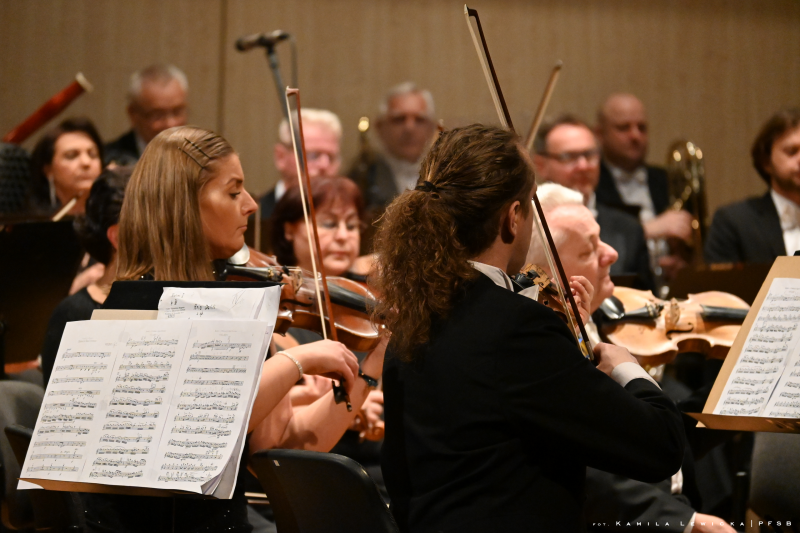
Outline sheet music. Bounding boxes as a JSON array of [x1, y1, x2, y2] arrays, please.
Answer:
[[714, 278, 800, 417], [158, 286, 281, 326], [152, 320, 267, 493], [23, 319, 270, 495]]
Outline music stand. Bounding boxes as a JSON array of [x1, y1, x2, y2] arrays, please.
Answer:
[[104, 279, 281, 311], [0, 220, 83, 373], [666, 263, 772, 305]]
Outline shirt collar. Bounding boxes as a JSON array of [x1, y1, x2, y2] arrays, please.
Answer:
[[586, 191, 598, 218], [606, 161, 647, 185], [275, 180, 287, 202], [771, 188, 800, 231], [470, 261, 514, 291], [134, 133, 148, 157]]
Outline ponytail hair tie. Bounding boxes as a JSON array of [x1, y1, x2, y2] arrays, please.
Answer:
[[415, 180, 439, 194]]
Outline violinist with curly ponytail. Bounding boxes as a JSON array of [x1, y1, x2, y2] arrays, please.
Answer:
[[373, 124, 685, 533]]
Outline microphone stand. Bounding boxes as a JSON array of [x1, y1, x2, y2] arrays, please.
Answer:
[[261, 37, 297, 123]]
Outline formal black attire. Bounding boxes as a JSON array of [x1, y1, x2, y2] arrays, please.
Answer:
[[259, 188, 278, 221], [704, 192, 784, 264], [349, 154, 400, 214], [40, 287, 103, 386], [596, 162, 670, 216], [596, 203, 655, 291], [104, 130, 141, 167], [382, 272, 685, 533]]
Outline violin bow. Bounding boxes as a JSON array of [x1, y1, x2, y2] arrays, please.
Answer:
[[524, 61, 562, 152], [285, 87, 353, 410], [464, 5, 593, 359]]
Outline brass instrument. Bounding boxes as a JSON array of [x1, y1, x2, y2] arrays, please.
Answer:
[[666, 140, 708, 263]]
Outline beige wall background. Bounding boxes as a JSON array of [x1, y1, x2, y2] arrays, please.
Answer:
[[2, 0, 799, 218]]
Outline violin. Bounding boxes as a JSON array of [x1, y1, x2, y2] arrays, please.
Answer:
[[214, 245, 382, 353], [597, 287, 749, 367], [514, 263, 569, 321]]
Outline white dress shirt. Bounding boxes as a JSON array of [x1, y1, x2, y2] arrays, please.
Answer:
[[607, 163, 656, 223], [385, 153, 422, 194], [771, 188, 800, 256]]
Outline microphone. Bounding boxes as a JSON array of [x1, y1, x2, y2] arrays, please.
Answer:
[[235, 30, 290, 52]]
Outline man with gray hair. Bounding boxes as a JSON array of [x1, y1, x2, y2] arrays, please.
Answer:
[[105, 64, 188, 166], [350, 81, 437, 213], [260, 108, 342, 219]]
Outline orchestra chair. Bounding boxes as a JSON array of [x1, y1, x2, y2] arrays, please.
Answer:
[[0, 380, 43, 530], [251, 449, 399, 533], [747, 432, 800, 533], [4, 425, 85, 532]]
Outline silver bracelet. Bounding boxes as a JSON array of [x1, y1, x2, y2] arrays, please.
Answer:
[[275, 351, 303, 380]]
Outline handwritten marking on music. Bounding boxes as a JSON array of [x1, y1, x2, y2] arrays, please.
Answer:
[[715, 278, 800, 418]]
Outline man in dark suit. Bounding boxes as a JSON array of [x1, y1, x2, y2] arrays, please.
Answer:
[[349, 82, 437, 214], [595, 94, 693, 279], [705, 108, 800, 264], [105, 64, 189, 166], [259, 108, 342, 220], [533, 114, 654, 290]]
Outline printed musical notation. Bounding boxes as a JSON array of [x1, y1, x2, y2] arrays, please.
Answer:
[[176, 402, 239, 411], [715, 278, 800, 419], [51, 376, 104, 384], [173, 413, 235, 423], [185, 366, 246, 374], [182, 380, 244, 387], [96, 446, 150, 455], [89, 470, 144, 479], [112, 384, 167, 394], [116, 372, 169, 382], [37, 425, 90, 435], [93, 458, 146, 467], [171, 426, 232, 437], [102, 422, 156, 431], [41, 413, 93, 423], [100, 434, 153, 444], [189, 354, 250, 361], [122, 350, 175, 359], [106, 409, 159, 419], [179, 389, 241, 399], [23, 307, 274, 496]]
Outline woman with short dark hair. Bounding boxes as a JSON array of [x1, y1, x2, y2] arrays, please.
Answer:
[[29, 117, 104, 215]]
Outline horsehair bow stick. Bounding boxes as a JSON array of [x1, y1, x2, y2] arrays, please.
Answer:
[[524, 61, 563, 152], [285, 87, 353, 409], [464, 6, 593, 359]]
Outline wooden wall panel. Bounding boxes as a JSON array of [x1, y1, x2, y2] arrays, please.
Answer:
[[0, 0, 223, 152], [222, 0, 800, 216], [2, 0, 798, 217]]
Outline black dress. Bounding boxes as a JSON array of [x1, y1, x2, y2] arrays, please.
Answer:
[[381, 273, 685, 533], [41, 287, 103, 386]]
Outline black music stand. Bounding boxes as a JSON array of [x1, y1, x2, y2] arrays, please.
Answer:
[[104, 280, 281, 311], [666, 262, 772, 305], [0, 220, 83, 374]]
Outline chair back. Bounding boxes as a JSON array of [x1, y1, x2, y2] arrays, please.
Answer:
[[749, 432, 800, 524], [251, 449, 399, 533]]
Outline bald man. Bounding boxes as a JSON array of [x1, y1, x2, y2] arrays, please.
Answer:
[[595, 94, 693, 247]]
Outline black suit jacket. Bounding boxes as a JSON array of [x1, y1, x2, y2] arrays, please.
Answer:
[[259, 188, 277, 221], [382, 273, 685, 533], [104, 130, 140, 166], [704, 192, 785, 264], [349, 153, 401, 213], [597, 162, 670, 216], [596, 203, 655, 291]]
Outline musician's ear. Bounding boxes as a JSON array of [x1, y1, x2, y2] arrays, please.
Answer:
[[107, 224, 120, 251], [500, 200, 522, 244]]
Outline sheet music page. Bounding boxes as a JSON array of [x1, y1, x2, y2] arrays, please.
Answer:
[[151, 320, 268, 493], [22, 321, 128, 483], [78, 320, 193, 486], [714, 278, 800, 417], [157, 287, 268, 320]]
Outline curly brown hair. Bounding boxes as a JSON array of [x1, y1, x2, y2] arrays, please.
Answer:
[[751, 108, 800, 185], [371, 124, 534, 361]]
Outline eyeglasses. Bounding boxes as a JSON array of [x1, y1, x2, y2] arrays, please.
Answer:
[[542, 149, 600, 165], [135, 105, 188, 123]]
